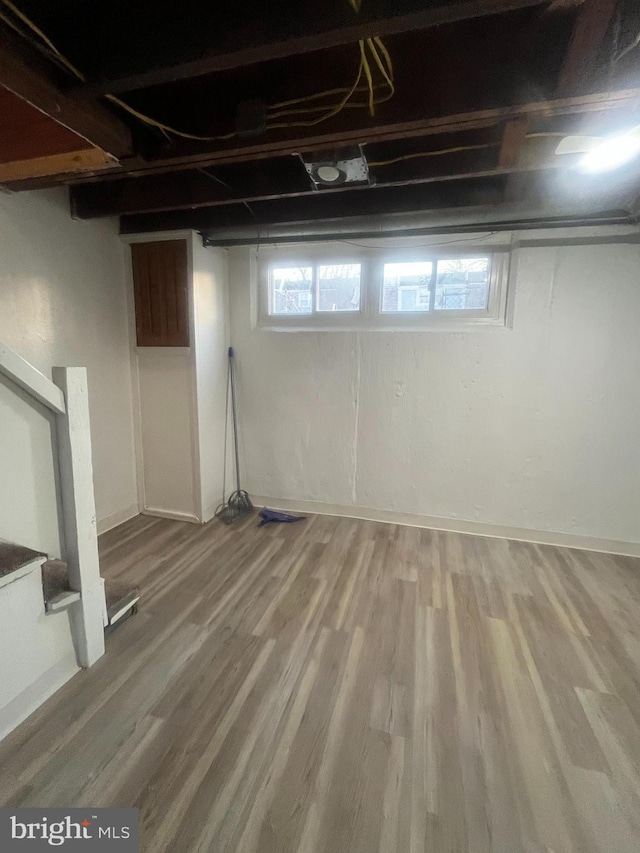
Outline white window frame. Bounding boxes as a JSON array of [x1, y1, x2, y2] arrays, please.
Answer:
[[256, 243, 511, 331]]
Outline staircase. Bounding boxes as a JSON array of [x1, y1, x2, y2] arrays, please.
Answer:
[[0, 540, 140, 739], [0, 342, 119, 741], [41, 558, 140, 630]]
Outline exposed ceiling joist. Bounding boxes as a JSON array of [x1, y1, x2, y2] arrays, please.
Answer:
[[120, 176, 511, 233], [0, 148, 114, 182], [72, 136, 574, 219], [80, 0, 550, 96], [499, 117, 530, 168], [555, 0, 620, 96], [0, 35, 132, 158], [17, 86, 640, 192]]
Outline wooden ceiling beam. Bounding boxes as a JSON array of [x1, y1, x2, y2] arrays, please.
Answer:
[[14, 85, 640, 192], [71, 136, 578, 219], [119, 176, 509, 234], [7, 86, 639, 193], [0, 148, 116, 182], [0, 34, 133, 158], [555, 0, 620, 96], [80, 0, 549, 96]]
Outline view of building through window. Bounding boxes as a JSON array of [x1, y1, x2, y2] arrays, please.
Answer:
[[382, 262, 433, 312], [435, 257, 490, 310], [317, 264, 361, 312], [270, 264, 361, 314], [382, 257, 490, 312], [268, 254, 495, 321], [270, 266, 313, 314]]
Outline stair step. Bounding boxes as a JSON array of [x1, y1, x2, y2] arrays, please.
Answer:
[[46, 590, 81, 613], [104, 579, 140, 630], [1, 542, 44, 582], [41, 557, 140, 631], [41, 558, 72, 602]]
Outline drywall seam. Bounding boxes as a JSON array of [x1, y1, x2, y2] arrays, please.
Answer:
[[249, 495, 640, 558], [351, 332, 361, 506]]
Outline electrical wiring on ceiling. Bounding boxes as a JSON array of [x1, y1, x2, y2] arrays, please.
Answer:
[[0, 0, 238, 141], [367, 130, 582, 170], [368, 143, 498, 168], [264, 0, 396, 130], [0, 0, 397, 143], [264, 38, 394, 129]]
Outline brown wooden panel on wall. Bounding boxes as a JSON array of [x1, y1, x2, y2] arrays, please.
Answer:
[[131, 240, 189, 346]]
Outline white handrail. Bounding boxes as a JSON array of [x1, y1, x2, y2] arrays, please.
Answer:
[[0, 342, 65, 414]]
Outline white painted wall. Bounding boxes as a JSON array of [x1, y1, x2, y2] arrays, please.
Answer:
[[136, 348, 199, 520], [127, 232, 229, 524], [0, 559, 78, 741], [0, 188, 138, 547], [192, 241, 229, 521], [228, 232, 640, 549]]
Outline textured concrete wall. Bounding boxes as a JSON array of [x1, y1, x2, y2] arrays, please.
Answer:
[[228, 233, 640, 546]]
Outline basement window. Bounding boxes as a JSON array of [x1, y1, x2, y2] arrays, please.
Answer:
[[258, 245, 510, 330], [268, 262, 362, 318]]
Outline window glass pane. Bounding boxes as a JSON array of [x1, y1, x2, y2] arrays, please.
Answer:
[[270, 266, 313, 315], [434, 257, 490, 310], [317, 264, 361, 312], [382, 262, 433, 312]]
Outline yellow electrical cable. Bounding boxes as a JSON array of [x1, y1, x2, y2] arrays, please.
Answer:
[[366, 38, 394, 99], [0, 0, 238, 142], [267, 83, 389, 118], [268, 5, 395, 118], [368, 143, 497, 167], [0, 7, 30, 41], [269, 86, 362, 110], [102, 95, 237, 141], [359, 40, 375, 116], [1, 0, 398, 140], [1, 0, 81, 78], [525, 132, 570, 139], [368, 131, 585, 168], [266, 52, 364, 130], [266, 42, 395, 128], [373, 36, 393, 80]]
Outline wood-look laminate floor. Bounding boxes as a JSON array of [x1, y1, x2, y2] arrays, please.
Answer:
[[2, 512, 640, 852]]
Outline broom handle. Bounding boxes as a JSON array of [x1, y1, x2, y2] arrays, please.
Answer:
[[229, 347, 242, 493]]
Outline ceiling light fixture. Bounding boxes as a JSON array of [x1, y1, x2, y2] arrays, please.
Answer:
[[576, 131, 640, 173], [314, 164, 345, 183], [301, 146, 370, 189]]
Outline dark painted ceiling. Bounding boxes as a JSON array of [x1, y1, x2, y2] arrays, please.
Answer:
[[1, 0, 640, 240]]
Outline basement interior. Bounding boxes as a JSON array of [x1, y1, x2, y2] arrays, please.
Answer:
[[1, 1, 640, 851]]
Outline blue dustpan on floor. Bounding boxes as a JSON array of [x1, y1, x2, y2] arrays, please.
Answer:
[[258, 508, 306, 527]]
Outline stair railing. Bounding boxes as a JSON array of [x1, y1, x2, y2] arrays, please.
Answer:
[[0, 342, 105, 667]]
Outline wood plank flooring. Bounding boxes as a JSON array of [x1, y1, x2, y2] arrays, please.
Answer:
[[1, 512, 640, 852]]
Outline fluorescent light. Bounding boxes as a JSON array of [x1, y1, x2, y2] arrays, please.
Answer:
[[578, 132, 640, 173]]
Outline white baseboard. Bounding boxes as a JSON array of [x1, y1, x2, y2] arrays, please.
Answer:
[[250, 495, 640, 558], [0, 655, 79, 743], [97, 504, 140, 535], [141, 507, 201, 524]]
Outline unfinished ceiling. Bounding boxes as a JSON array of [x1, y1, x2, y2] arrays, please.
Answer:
[[1, 0, 640, 242]]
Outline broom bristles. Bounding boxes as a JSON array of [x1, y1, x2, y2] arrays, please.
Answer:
[[216, 490, 253, 524]]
